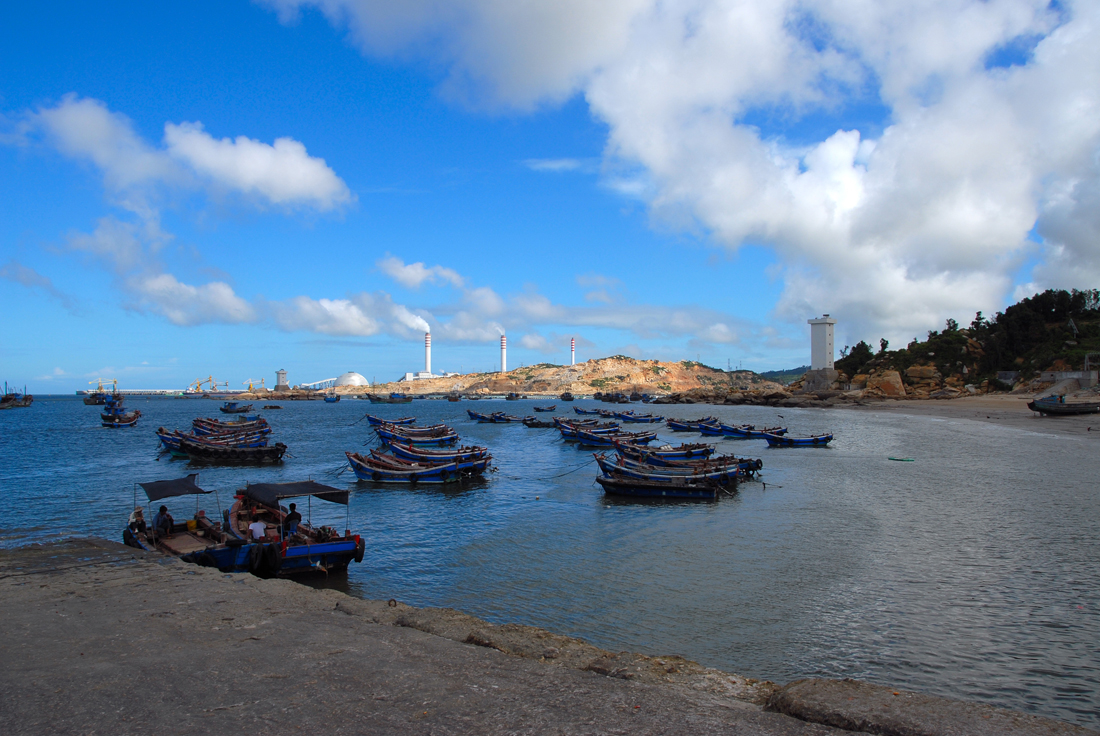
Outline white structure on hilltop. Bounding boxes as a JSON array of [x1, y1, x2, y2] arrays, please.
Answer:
[[807, 315, 837, 370], [571, 337, 575, 366], [335, 371, 369, 387], [501, 335, 507, 373], [275, 369, 289, 391], [425, 332, 431, 376]]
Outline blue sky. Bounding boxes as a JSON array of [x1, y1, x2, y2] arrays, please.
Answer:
[[2, 1, 1097, 392]]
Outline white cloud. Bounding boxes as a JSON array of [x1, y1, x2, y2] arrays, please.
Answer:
[[264, 0, 1100, 346], [377, 254, 464, 289], [523, 158, 588, 172], [34, 367, 67, 381], [25, 95, 351, 213], [0, 260, 76, 311], [127, 273, 257, 326], [163, 121, 352, 210]]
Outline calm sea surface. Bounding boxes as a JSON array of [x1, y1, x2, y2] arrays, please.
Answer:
[[3, 396, 1098, 727]]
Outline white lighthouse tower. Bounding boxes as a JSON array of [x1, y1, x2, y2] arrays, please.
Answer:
[[807, 315, 837, 370]]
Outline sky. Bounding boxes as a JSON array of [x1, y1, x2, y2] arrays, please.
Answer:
[[2, 1, 1098, 393]]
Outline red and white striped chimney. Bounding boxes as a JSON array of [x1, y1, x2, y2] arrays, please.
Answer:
[[500, 335, 507, 374], [425, 332, 431, 375], [571, 337, 575, 366]]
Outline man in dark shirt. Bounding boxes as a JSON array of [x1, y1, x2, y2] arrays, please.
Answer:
[[285, 503, 302, 534], [152, 505, 174, 538]]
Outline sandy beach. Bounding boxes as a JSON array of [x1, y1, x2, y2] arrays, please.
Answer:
[[842, 393, 1100, 439]]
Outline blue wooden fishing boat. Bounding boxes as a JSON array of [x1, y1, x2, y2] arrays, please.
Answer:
[[721, 424, 788, 439], [595, 474, 719, 500], [123, 476, 364, 576], [220, 401, 254, 414], [573, 406, 602, 415], [557, 420, 619, 440], [101, 393, 141, 427], [192, 416, 269, 435], [576, 429, 657, 447], [324, 394, 340, 403], [613, 444, 760, 473], [615, 411, 663, 423], [763, 432, 833, 447], [367, 393, 414, 404], [374, 426, 458, 447], [665, 417, 717, 431], [365, 415, 416, 426], [613, 440, 715, 460], [697, 422, 724, 436], [533, 405, 556, 412], [345, 451, 491, 483], [383, 439, 489, 463], [595, 454, 742, 485], [178, 436, 288, 463]]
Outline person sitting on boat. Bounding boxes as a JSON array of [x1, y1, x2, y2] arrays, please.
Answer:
[[128, 508, 146, 534], [248, 513, 268, 541], [153, 506, 174, 538], [284, 503, 302, 535]]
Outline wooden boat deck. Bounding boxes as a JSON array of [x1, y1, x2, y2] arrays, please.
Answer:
[[156, 532, 213, 555]]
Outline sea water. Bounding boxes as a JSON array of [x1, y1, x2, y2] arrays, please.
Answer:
[[2, 396, 1097, 727]]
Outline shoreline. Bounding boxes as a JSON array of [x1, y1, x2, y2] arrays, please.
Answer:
[[2, 538, 1095, 734]]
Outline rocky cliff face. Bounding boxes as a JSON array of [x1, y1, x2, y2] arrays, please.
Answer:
[[326, 356, 785, 398]]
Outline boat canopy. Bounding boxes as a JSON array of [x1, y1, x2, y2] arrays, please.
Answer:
[[139, 473, 211, 502], [240, 480, 349, 507]]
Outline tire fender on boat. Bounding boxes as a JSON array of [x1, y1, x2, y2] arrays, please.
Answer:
[[754, 459, 763, 470], [247, 543, 263, 573], [354, 538, 365, 564], [371, 471, 381, 482]]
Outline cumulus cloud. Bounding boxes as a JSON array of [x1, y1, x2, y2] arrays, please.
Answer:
[[377, 254, 464, 289], [127, 273, 257, 326], [264, 0, 1100, 346], [23, 95, 351, 213], [163, 121, 352, 210]]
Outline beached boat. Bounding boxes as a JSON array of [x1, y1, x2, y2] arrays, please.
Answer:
[[595, 474, 720, 500], [1027, 396, 1100, 416], [763, 432, 833, 447], [533, 405, 556, 412], [123, 475, 364, 576], [345, 450, 491, 483], [220, 402, 254, 414]]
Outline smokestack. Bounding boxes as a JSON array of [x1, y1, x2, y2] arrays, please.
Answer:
[[425, 332, 432, 375], [571, 337, 575, 366], [500, 335, 507, 374]]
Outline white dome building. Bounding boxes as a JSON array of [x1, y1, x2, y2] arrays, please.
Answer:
[[334, 371, 369, 387]]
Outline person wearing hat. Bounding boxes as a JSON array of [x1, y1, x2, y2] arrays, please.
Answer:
[[128, 508, 146, 534]]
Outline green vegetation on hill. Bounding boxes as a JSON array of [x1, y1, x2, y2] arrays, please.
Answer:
[[759, 365, 810, 384], [836, 289, 1100, 384]]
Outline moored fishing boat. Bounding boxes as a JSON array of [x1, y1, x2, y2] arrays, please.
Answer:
[[665, 416, 718, 431], [763, 432, 833, 447], [615, 411, 662, 423], [559, 392, 575, 401], [220, 401, 254, 414], [697, 422, 724, 436], [576, 429, 657, 447], [365, 414, 416, 426], [178, 436, 287, 462], [374, 426, 458, 447], [613, 440, 715, 460], [192, 416, 269, 434], [100, 393, 140, 427], [721, 424, 788, 438], [382, 439, 489, 462], [595, 474, 721, 500], [345, 450, 491, 483], [367, 393, 414, 404], [595, 453, 743, 485], [523, 417, 558, 428], [573, 406, 601, 415], [533, 404, 556, 412]]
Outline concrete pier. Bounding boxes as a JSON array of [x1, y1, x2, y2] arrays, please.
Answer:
[[1, 539, 1095, 735]]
